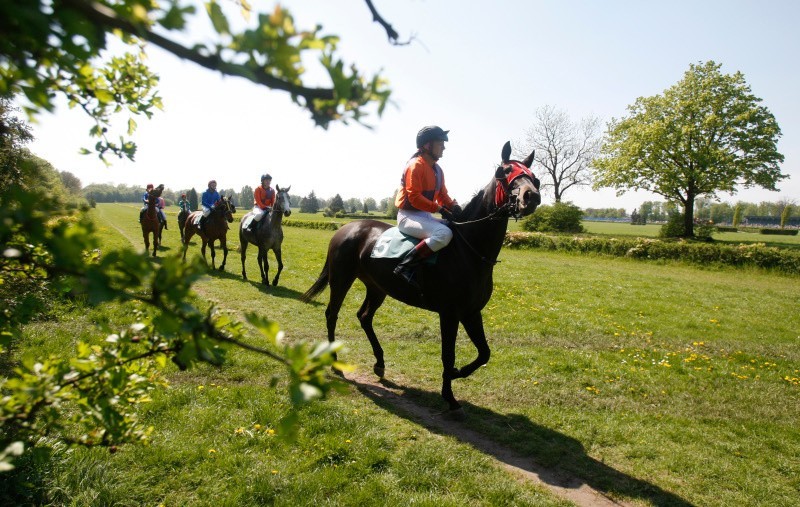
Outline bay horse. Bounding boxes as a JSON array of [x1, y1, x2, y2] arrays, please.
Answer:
[[141, 184, 164, 257], [239, 185, 292, 286], [178, 208, 189, 243], [301, 142, 541, 416], [182, 196, 236, 271]]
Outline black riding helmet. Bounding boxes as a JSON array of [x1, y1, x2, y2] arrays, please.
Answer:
[[261, 174, 272, 181], [416, 126, 449, 149]]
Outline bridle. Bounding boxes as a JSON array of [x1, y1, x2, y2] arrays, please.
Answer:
[[447, 167, 539, 265]]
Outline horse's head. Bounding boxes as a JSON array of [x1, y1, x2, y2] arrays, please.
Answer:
[[216, 195, 236, 223], [149, 184, 165, 200], [275, 185, 292, 217], [495, 141, 541, 218]]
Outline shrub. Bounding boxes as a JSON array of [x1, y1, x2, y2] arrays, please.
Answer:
[[716, 226, 738, 232], [522, 202, 584, 233], [659, 213, 685, 238]]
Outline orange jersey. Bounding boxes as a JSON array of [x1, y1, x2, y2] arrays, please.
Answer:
[[394, 156, 454, 213], [254, 186, 275, 209]]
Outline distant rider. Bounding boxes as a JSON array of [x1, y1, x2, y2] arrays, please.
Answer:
[[248, 174, 276, 232], [140, 183, 167, 229], [200, 180, 220, 233]]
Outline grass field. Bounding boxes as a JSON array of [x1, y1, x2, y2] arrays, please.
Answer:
[[5, 203, 799, 506]]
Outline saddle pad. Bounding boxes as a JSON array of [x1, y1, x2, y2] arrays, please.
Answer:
[[370, 227, 437, 263], [191, 214, 202, 226], [241, 213, 255, 229]]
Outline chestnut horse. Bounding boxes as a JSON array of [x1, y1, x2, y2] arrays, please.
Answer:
[[239, 185, 292, 286], [301, 142, 540, 415], [182, 196, 236, 271], [141, 184, 164, 257]]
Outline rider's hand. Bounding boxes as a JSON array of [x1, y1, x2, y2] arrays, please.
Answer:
[[451, 204, 462, 215], [439, 207, 455, 222]]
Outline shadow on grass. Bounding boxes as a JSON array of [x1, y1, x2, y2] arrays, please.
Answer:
[[348, 375, 694, 507]]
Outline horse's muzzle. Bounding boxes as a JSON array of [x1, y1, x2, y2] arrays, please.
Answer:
[[513, 180, 541, 218]]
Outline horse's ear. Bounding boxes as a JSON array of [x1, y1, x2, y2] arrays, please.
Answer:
[[285, 185, 291, 193], [522, 149, 535, 168], [501, 141, 512, 164], [276, 184, 281, 192]]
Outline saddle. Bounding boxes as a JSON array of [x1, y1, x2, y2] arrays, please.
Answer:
[[370, 227, 438, 262]]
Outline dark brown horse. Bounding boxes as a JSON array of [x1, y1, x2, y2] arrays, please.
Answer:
[[301, 142, 540, 415], [178, 209, 189, 243], [239, 185, 292, 285], [182, 196, 236, 270], [141, 184, 164, 257]]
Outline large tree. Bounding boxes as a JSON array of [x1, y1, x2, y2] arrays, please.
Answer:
[[1, 0, 395, 163], [520, 105, 602, 202], [593, 61, 786, 237]]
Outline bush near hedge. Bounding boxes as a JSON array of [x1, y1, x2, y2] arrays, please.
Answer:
[[503, 232, 800, 275]]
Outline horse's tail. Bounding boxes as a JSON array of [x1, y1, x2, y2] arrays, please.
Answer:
[[300, 259, 329, 303]]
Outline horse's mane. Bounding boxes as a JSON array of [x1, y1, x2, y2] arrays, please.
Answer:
[[459, 177, 498, 222]]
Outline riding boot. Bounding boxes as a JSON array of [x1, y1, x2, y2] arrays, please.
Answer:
[[393, 241, 434, 289], [139, 209, 144, 223], [199, 215, 207, 233]]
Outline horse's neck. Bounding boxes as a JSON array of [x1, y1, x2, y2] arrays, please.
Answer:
[[455, 182, 509, 260]]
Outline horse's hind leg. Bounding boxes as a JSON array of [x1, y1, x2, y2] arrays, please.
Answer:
[[324, 272, 357, 370], [271, 247, 283, 286], [357, 286, 387, 378]]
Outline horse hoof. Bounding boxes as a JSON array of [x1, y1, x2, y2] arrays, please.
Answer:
[[373, 365, 385, 378], [446, 407, 466, 421]]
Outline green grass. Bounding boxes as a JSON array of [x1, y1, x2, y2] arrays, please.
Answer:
[[5, 203, 800, 506]]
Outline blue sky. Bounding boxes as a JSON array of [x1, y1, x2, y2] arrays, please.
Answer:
[[26, 0, 800, 211]]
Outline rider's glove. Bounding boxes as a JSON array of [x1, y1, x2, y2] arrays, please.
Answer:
[[439, 207, 455, 222]]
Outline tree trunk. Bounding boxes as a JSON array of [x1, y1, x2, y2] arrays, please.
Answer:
[[683, 195, 695, 238]]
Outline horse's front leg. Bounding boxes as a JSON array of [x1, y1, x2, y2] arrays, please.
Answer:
[[205, 240, 214, 269], [258, 247, 269, 285], [219, 238, 227, 271], [439, 312, 462, 413], [271, 247, 283, 286], [457, 311, 491, 378]]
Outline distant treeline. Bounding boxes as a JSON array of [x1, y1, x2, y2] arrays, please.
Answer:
[[585, 199, 794, 224], [81, 183, 396, 214]]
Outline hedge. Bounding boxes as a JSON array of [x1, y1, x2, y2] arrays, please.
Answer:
[[503, 232, 800, 275], [283, 219, 341, 231], [759, 229, 798, 236]]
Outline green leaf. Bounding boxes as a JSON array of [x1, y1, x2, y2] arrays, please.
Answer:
[[206, 1, 230, 35]]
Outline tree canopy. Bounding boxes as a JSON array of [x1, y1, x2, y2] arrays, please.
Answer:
[[1, 0, 393, 163], [592, 61, 786, 237]]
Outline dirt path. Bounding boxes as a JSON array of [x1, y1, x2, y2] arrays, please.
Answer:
[[346, 372, 631, 507]]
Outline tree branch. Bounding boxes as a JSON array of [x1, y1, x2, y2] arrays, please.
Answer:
[[62, 0, 335, 102], [364, 0, 412, 45]]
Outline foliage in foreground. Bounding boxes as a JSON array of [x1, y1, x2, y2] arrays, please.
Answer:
[[1, 1, 393, 162], [504, 231, 800, 274], [0, 179, 345, 473]]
